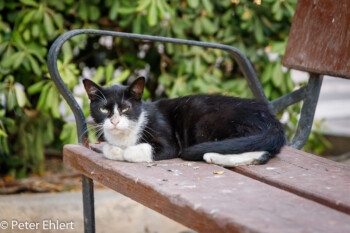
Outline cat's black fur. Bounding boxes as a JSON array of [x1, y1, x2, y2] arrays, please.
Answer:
[[83, 77, 286, 164]]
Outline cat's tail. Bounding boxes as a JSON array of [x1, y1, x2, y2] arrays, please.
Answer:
[[179, 123, 286, 165]]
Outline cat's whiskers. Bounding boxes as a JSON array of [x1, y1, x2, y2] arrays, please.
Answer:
[[144, 125, 156, 134], [141, 129, 153, 138], [142, 126, 157, 140], [141, 126, 155, 140], [80, 123, 105, 139], [96, 128, 105, 139]]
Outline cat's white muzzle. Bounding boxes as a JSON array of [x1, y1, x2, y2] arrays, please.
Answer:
[[104, 115, 130, 134]]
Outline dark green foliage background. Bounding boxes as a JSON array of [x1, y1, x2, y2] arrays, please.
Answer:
[[1, 0, 325, 178]]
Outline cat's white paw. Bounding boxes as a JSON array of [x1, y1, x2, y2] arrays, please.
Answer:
[[103, 144, 124, 161], [124, 143, 153, 162], [203, 153, 221, 164]]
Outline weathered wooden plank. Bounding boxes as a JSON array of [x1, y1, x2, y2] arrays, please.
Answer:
[[283, 0, 350, 79], [233, 146, 350, 215], [64, 144, 350, 233]]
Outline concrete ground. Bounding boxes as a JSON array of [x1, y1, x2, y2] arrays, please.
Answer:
[[0, 189, 190, 233]]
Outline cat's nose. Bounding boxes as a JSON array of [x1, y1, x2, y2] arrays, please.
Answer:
[[110, 118, 119, 126]]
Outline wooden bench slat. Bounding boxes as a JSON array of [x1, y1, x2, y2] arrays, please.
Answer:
[[64, 144, 350, 233], [283, 0, 350, 79], [233, 146, 350, 215]]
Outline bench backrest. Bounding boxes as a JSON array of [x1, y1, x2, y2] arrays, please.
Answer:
[[283, 0, 350, 79]]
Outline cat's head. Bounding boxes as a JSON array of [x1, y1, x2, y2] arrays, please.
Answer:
[[83, 77, 146, 136]]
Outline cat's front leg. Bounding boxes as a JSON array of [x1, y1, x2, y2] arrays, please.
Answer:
[[103, 143, 124, 161], [123, 143, 153, 162]]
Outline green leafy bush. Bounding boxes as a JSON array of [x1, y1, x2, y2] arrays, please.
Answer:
[[1, 0, 324, 178]]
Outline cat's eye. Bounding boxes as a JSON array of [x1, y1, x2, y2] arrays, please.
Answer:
[[99, 107, 109, 114], [121, 107, 129, 113]]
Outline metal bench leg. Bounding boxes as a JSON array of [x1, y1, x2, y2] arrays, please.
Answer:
[[82, 175, 95, 233], [290, 73, 323, 149]]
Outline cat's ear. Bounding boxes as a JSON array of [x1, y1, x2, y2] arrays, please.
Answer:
[[83, 79, 102, 101], [128, 77, 145, 100]]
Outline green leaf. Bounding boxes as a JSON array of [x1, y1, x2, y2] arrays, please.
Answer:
[[0, 41, 9, 55], [78, 2, 88, 20], [42, 118, 54, 145], [60, 122, 78, 144], [263, 83, 272, 98], [119, 14, 133, 27], [202, 0, 213, 15], [92, 66, 104, 83], [36, 83, 50, 110], [166, 42, 173, 54], [6, 90, 16, 110], [148, 0, 157, 26], [27, 54, 41, 76], [13, 31, 26, 49], [261, 63, 273, 84], [271, 41, 286, 55], [0, 0, 4, 10], [200, 17, 216, 34], [53, 13, 64, 29], [109, 1, 119, 20], [33, 6, 43, 21], [132, 14, 142, 34], [0, 128, 7, 137], [156, 0, 169, 18], [21, 10, 35, 26], [14, 84, 27, 107], [285, 2, 295, 16], [187, 0, 199, 8], [253, 18, 264, 43], [194, 55, 202, 75], [193, 18, 201, 36], [108, 69, 130, 85], [286, 72, 294, 91], [272, 63, 283, 87], [105, 64, 114, 83], [0, 109, 5, 117], [13, 52, 25, 69], [62, 42, 73, 63], [43, 13, 55, 36], [136, 0, 151, 11], [1, 52, 20, 69], [23, 29, 31, 41], [3, 118, 16, 134], [118, 7, 136, 14], [20, 0, 38, 7], [272, 1, 283, 21], [50, 88, 60, 118], [28, 81, 45, 94], [89, 6, 100, 21]]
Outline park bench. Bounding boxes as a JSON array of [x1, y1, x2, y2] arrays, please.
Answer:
[[48, 0, 350, 232]]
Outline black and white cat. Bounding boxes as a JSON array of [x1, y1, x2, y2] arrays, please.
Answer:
[[83, 77, 285, 167]]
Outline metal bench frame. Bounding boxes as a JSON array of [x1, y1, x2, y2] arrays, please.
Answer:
[[47, 29, 323, 233]]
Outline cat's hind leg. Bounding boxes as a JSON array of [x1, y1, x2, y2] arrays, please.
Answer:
[[203, 151, 270, 167]]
